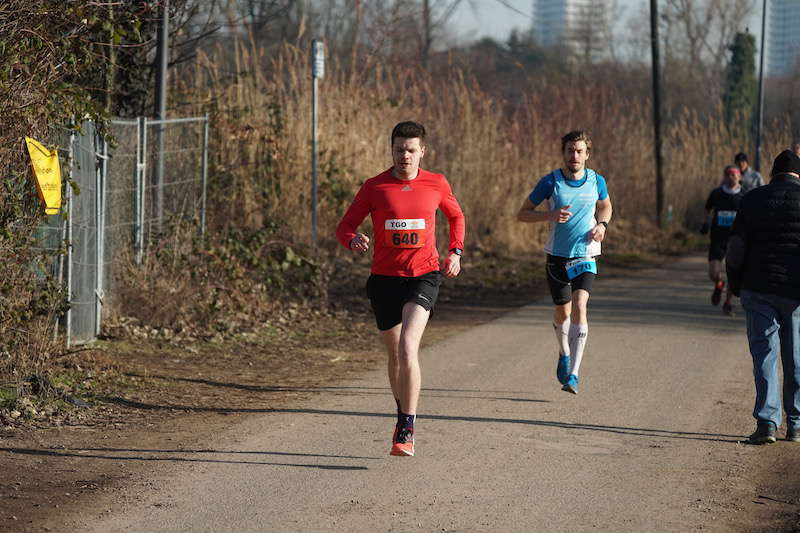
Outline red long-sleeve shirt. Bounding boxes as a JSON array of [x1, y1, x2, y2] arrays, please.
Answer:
[[336, 167, 465, 277]]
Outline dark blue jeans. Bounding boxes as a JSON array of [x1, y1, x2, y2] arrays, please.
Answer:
[[741, 289, 800, 430]]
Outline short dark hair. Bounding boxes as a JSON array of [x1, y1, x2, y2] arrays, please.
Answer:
[[734, 152, 748, 163], [391, 121, 426, 146], [561, 130, 592, 153]]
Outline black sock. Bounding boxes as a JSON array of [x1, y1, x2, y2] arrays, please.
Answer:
[[397, 412, 415, 430]]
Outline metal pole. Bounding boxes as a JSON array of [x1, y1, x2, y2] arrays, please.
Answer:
[[755, 0, 767, 172], [311, 76, 319, 246], [94, 129, 101, 338], [66, 132, 75, 348], [200, 114, 209, 238], [54, 174, 67, 341], [650, 0, 665, 227], [95, 131, 107, 337], [135, 117, 142, 263], [422, 0, 431, 68], [136, 116, 147, 263], [154, 0, 169, 234]]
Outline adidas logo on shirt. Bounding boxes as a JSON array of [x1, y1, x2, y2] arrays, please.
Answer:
[[401, 185, 413, 191]]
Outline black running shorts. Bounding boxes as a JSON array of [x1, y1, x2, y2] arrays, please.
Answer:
[[708, 238, 728, 261], [365, 271, 442, 331], [545, 254, 596, 306]]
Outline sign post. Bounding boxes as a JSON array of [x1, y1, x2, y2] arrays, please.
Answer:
[[311, 40, 325, 246]]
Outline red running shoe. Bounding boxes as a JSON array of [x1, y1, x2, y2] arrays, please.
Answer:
[[390, 427, 414, 457], [711, 280, 725, 306]]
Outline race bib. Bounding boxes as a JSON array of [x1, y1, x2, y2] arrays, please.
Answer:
[[717, 210, 736, 227], [565, 258, 597, 280], [384, 218, 425, 248]]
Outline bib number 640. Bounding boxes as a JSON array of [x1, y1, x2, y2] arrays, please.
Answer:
[[392, 232, 419, 246]]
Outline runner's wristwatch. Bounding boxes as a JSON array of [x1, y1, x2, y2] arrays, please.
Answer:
[[597, 221, 608, 228], [450, 248, 463, 256]]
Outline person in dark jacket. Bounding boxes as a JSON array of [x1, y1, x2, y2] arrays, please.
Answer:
[[726, 150, 800, 444]]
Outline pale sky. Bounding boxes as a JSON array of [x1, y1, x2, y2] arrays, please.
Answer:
[[450, 0, 762, 51], [449, 0, 640, 43]]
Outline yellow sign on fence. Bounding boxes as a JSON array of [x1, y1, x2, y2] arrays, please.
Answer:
[[25, 136, 62, 215]]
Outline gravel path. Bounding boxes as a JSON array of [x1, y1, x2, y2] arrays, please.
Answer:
[[56, 255, 799, 532]]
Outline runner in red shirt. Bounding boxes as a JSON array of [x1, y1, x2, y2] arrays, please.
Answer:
[[336, 121, 465, 457]]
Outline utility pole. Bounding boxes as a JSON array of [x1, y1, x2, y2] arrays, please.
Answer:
[[154, 0, 169, 234], [755, 0, 767, 172], [105, 5, 116, 115], [422, 0, 431, 68], [650, 0, 665, 227], [311, 40, 325, 246]]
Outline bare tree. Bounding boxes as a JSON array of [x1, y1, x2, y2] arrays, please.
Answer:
[[622, 0, 755, 116], [662, 0, 754, 71]]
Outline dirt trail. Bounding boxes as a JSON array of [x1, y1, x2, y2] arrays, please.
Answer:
[[17, 256, 800, 531]]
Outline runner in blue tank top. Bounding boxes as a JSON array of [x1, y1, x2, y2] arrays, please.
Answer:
[[517, 131, 613, 394]]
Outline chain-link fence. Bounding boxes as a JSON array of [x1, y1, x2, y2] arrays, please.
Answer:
[[101, 117, 209, 331], [69, 121, 103, 343], [36, 116, 208, 345]]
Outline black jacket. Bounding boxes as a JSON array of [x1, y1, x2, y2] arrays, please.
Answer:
[[726, 173, 800, 299]]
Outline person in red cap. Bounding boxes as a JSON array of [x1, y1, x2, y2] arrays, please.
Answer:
[[726, 149, 800, 444], [701, 165, 743, 315]]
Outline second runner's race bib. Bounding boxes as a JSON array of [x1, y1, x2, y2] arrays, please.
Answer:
[[385, 218, 425, 248], [565, 258, 597, 280]]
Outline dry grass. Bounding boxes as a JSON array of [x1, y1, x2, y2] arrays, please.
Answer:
[[179, 40, 793, 257]]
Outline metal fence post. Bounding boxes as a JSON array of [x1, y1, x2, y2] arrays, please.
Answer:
[[201, 114, 209, 238], [135, 116, 147, 263], [54, 195, 67, 341], [66, 131, 75, 348], [95, 132, 107, 337]]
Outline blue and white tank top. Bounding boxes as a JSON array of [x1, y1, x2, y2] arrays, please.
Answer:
[[528, 168, 608, 258]]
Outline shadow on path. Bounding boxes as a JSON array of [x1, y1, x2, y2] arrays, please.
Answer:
[[123, 375, 550, 404], [0, 447, 371, 470], [99, 397, 742, 443]]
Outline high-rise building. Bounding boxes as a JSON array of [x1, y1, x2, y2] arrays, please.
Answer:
[[532, 0, 609, 61], [767, 0, 800, 76]]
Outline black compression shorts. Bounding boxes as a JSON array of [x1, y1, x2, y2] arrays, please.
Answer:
[[365, 271, 442, 331], [545, 254, 596, 306], [708, 238, 728, 261]]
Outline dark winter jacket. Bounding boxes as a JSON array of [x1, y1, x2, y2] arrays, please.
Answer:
[[726, 173, 800, 300]]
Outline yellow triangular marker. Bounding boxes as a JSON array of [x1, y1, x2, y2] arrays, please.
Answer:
[[25, 136, 62, 215]]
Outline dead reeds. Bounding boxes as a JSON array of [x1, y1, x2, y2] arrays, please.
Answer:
[[179, 39, 794, 254]]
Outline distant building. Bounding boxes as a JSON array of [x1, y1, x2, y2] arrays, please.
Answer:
[[767, 0, 800, 76], [532, 0, 609, 61]]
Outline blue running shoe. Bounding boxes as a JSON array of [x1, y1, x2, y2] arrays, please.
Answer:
[[562, 374, 579, 394], [556, 354, 571, 385]]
